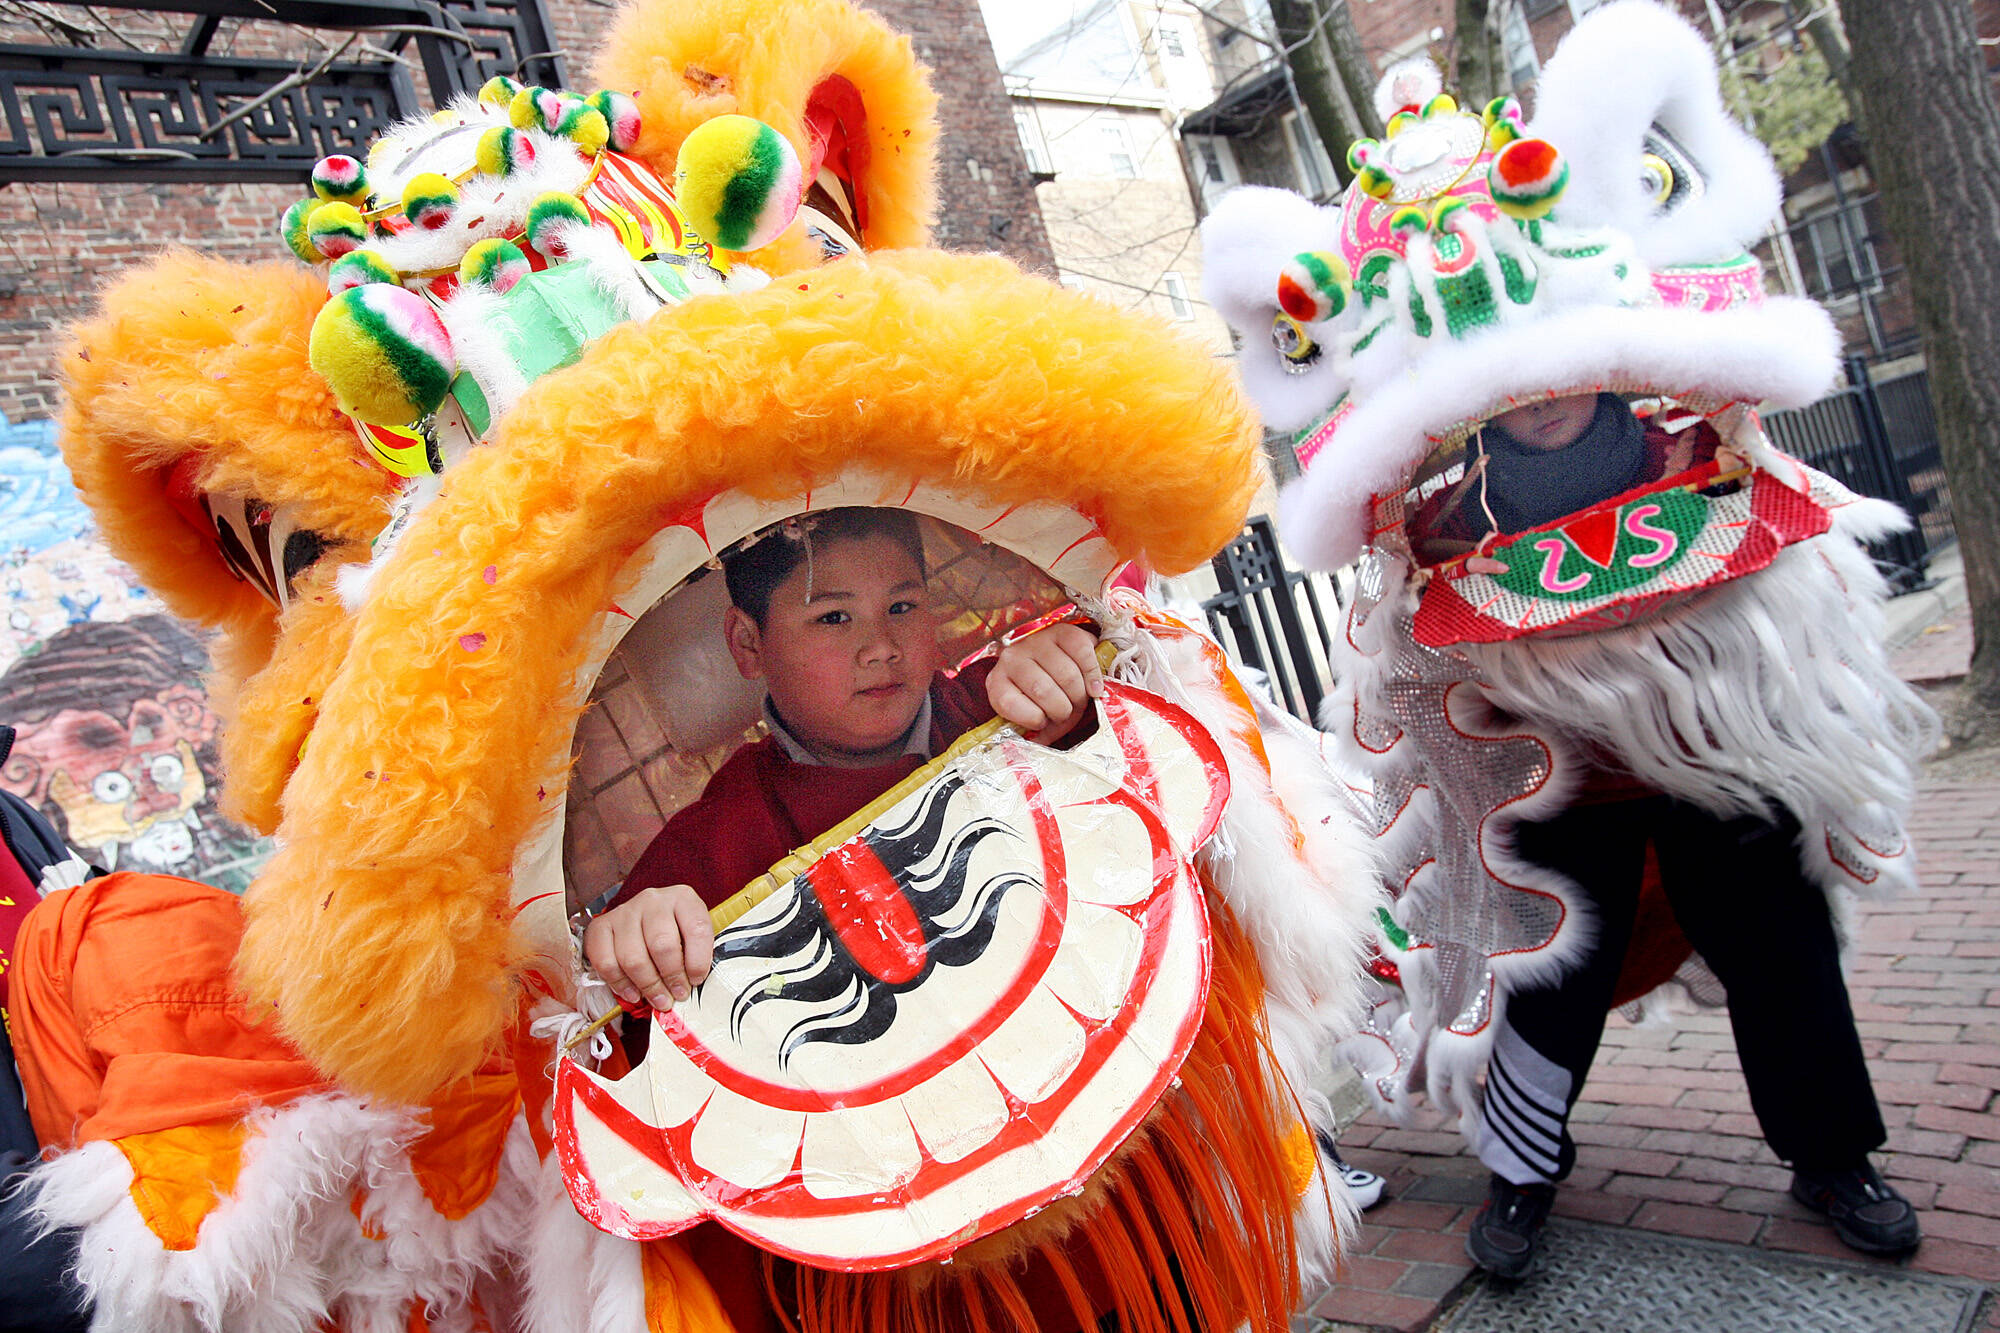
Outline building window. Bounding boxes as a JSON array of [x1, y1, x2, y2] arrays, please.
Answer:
[[1012, 106, 1051, 175], [1502, 3, 1539, 87], [1193, 136, 1225, 183], [1098, 118, 1137, 178], [1284, 112, 1329, 199], [1163, 271, 1194, 321], [1793, 198, 1885, 301]]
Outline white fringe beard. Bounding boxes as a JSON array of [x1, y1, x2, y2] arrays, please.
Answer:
[[1462, 531, 1938, 891]]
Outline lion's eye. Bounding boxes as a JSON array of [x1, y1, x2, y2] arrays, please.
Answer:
[[1639, 127, 1702, 213], [1640, 152, 1674, 206], [1272, 313, 1321, 374]]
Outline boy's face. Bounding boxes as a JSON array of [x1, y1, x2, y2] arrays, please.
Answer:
[[1489, 393, 1599, 452], [725, 532, 942, 764]]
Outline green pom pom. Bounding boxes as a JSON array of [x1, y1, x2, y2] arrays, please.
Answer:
[[308, 283, 456, 427], [307, 201, 369, 259], [558, 104, 609, 155], [401, 171, 460, 229], [459, 237, 531, 292], [475, 126, 537, 177], [478, 76, 520, 108], [327, 249, 400, 294], [508, 86, 548, 130], [280, 198, 321, 264], [590, 90, 642, 152], [674, 115, 803, 251], [311, 154, 368, 204], [524, 192, 592, 257]]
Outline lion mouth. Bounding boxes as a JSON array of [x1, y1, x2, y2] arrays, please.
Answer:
[[508, 466, 1126, 979]]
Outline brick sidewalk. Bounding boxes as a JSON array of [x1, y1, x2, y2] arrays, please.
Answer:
[[1303, 778, 2000, 1332]]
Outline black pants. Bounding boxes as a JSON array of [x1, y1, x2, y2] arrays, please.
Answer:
[[1483, 796, 1886, 1184]]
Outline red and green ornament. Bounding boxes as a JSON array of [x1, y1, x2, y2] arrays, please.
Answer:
[[459, 237, 530, 293], [280, 198, 322, 263], [1348, 140, 1393, 201], [476, 126, 537, 177], [311, 154, 369, 204], [478, 76, 520, 108], [555, 102, 610, 155], [1388, 205, 1431, 240], [590, 90, 642, 153], [307, 201, 369, 259], [401, 172, 460, 230], [524, 192, 592, 257], [674, 114, 803, 252], [327, 248, 400, 294], [1483, 97, 1525, 150], [308, 283, 456, 427], [1277, 251, 1351, 324], [1489, 138, 1568, 220]]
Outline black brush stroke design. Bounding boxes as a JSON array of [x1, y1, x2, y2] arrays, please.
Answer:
[[710, 773, 1036, 1067]]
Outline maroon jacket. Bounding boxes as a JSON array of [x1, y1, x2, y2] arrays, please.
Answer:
[[615, 661, 997, 910]]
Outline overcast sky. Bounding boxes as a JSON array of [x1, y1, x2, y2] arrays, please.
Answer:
[[977, 0, 1096, 70]]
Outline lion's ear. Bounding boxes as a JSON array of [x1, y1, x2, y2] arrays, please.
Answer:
[[60, 249, 398, 636], [1528, 2, 1780, 267], [590, 0, 939, 272]]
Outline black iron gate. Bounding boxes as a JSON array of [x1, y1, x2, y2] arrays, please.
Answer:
[[1762, 356, 1954, 592], [1198, 514, 1343, 724], [0, 0, 564, 183]]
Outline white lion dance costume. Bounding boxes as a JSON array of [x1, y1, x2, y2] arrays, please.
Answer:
[[12, 0, 1383, 1327], [1201, 0, 1935, 1246]]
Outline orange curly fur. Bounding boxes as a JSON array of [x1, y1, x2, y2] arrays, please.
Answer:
[[590, 0, 937, 269], [58, 251, 398, 832], [238, 250, 1262, 1102]]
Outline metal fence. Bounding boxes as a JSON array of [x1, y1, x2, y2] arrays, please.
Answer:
[[1197, 515, 1344, 724], [1762, 356, 1954, 593]]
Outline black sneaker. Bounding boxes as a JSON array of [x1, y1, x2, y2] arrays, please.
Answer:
[[1465, 1174, 1555, 1279], [1790, 1162, 1922, 1256]]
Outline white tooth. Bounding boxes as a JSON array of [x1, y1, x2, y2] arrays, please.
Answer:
[[645, 1027, 724, 1127], [799, 1099, 924, 1200], [697, 489, 797, 560], [902, 1052, 1009, 1164], [1042, 900, 1144, 1021], [564, 1066, 706, 1234], [686, 1083, 805, 1191], [1048, 533, 1119, 599], [808, 468, 914, 512], [1106, 695, 1227, 855], [1054, 802, 1153, 906], [906, 481, 1005, 539], [978, 985, 1086, 1105]]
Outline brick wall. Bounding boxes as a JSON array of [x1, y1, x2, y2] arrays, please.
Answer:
[[0, 0, 1050, 424]]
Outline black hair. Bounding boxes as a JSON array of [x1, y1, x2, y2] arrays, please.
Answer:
[[722, 507, 927, 626]]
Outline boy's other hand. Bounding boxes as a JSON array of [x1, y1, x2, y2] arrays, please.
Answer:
[[988, 622, 1103, 744], [583, 884, 715, 1009]]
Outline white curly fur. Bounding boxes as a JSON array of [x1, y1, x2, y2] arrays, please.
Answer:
[[24, 1095, 543, 1333], [1530, 1, 1782, 266]]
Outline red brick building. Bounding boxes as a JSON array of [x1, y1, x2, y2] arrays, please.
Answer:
[[0, 0, 1051, 422]]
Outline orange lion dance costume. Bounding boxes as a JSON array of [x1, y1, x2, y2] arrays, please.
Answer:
[[16, 1, 1382, 1328]]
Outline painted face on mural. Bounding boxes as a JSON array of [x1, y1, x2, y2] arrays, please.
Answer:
[[34, 715, 207, 853]]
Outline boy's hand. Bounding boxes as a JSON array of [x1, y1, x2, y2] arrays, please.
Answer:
[[583, 884, 715, 1009], [988, 622, 1102, 744]]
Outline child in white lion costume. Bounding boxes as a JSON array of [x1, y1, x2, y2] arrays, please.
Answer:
[[1201, 0, 1935, 1276]]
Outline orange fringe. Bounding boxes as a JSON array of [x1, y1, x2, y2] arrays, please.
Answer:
[[766, 887, 1301, 1333]]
